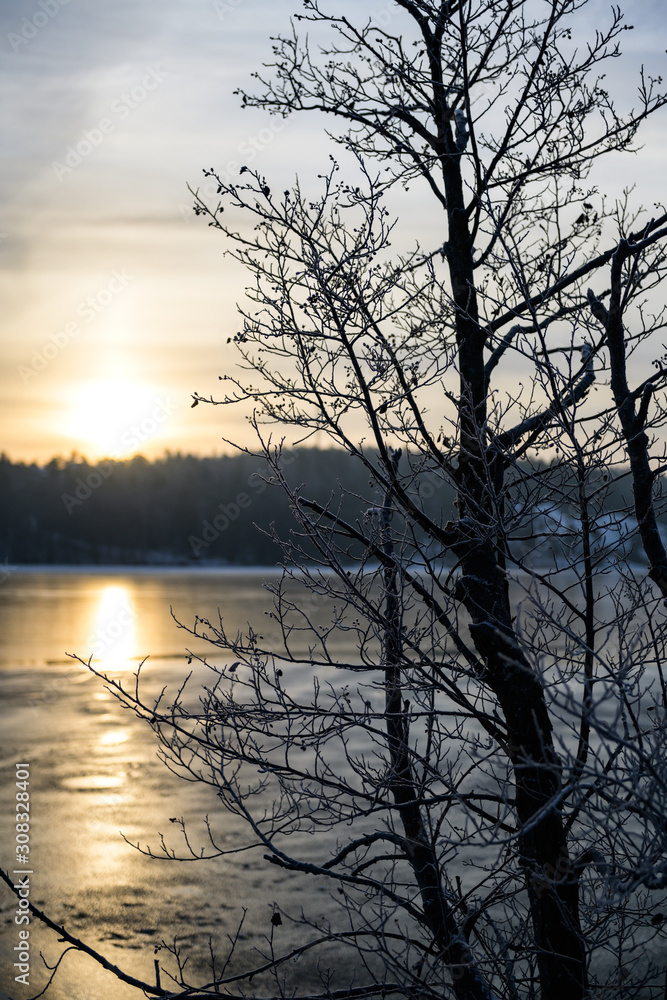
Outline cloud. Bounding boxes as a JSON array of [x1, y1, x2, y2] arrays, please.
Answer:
[[2, 0, 666, 462]]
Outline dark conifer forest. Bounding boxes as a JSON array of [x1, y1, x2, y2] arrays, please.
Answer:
[[0, 450, 455, 565], [0, 450, 654, 568]]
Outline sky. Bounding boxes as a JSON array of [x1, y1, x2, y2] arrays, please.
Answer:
[[1, 0, 666, 465]]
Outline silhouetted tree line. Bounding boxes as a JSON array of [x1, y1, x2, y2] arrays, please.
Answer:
[[0, 450, 654, 568], [0, 450, 459, 565]]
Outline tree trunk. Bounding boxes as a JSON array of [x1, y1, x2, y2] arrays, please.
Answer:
[[441, 144, 587, 999]]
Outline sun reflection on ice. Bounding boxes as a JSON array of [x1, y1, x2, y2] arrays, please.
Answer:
[[62, 774, 126, 790], [98, 729, 130, 747], [88, 584, 137, 669]]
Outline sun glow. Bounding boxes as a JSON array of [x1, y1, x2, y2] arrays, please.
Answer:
[[64, 377, 172, 459], [98, 729, 130, 747], [88, 584, 137, 669]]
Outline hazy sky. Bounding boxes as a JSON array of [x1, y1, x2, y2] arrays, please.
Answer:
[[2, 0, 666, 464]]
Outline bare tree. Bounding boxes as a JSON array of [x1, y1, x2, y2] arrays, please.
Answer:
[[5, 2, 667, 998]]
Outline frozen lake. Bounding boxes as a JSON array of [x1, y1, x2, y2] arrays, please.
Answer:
[[1, 566, 664, 999], [0, 567, 349, 1000]]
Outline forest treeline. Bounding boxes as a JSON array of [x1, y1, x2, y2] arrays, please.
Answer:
[[0, 450, 650, 567], [0, 450, 457, 565]]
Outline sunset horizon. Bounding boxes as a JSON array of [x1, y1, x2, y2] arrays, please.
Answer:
[[3, 0, 667, 465]]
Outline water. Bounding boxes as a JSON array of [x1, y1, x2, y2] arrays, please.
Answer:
[[0, 567, 344, 1000], [0, 566, 291, 671], [1, 568, 665, 999]]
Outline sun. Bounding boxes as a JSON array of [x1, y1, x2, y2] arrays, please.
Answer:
[[64, 377, 170, 459]]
